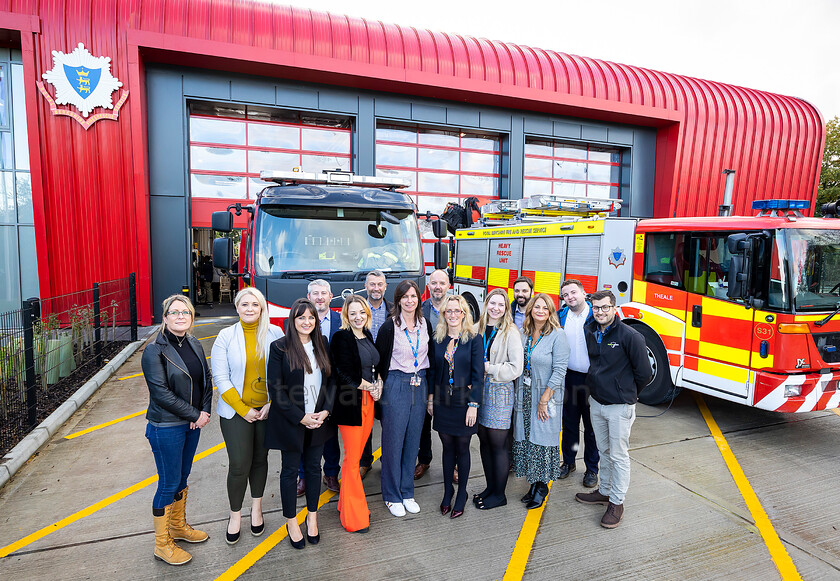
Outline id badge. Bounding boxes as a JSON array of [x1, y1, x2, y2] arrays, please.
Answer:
[[523, 376, 532, 387], [410, 374, 421, 387]]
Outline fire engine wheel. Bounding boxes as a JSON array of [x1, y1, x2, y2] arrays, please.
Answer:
[[635, 324, 679, 406], [462, 293, 481, 323]]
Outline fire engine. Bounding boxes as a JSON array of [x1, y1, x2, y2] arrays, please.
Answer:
[[452, 196, 840, 413], [211, 170, 448, 324]]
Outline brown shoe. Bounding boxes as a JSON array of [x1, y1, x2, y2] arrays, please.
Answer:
[[575, 490, 610, 505], [323, 475, 340, 492], [600, 502, 624, 528], [169, 486, 209, 543], [414, 463, 430, 480], [296, 478, 305, 497], [359, 466, 371, 480], [453, 467, 459, 484], [154, 506, 192, 565]]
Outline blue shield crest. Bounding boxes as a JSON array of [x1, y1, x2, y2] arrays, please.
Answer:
[[63, 65, 101, 99]]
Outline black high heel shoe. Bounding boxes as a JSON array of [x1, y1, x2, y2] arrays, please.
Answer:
[[525, 482, 548, 510], [305, 515, 320, 545], [288, 533, 305, 550], [226, 516, 241, 545]]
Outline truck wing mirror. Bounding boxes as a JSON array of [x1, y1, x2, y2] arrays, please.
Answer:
[[213, 237, 233, 271], [432, 218, 448, 239], [434, 240, 449, 270], [212, 211, 233, 233]]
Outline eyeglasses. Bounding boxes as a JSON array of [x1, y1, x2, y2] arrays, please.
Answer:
[[591, 305, 614, 313], [444, 309, 464, 315], [166, 310, 192, 318]]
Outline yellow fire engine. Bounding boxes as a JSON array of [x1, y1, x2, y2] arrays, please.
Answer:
[[452, 197, 840, 412]]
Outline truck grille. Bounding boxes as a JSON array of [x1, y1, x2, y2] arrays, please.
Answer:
[[813, 332, 840, 364]]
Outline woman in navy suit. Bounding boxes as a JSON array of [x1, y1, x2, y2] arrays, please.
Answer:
[[265, 299, 336, 550], [428, 295, 483, 518]]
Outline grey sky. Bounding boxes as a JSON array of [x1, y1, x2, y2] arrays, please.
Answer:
[[295, 0, 838, 123]]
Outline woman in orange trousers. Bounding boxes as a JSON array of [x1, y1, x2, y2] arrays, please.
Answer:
[[329, 296, 382, 533]]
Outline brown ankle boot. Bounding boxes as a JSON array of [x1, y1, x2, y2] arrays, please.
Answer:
[[169, 486, 209, 543], [154, 506, 192, 565], [600, 502, 624, 528]]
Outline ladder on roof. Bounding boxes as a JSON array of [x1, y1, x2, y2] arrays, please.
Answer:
[[479, 194, 622, 225]]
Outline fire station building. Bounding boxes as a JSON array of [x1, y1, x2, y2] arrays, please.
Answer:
[[0, 2, 824, 323]]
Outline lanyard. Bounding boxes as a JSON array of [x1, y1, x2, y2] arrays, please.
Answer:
[[525, 333, 542, 372], [445, 338, 459, 393], [404, 327, 420, 369], [483, 326, 497, 361]]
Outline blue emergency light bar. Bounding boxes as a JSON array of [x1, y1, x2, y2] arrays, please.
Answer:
[[752, 199, 810, 211]]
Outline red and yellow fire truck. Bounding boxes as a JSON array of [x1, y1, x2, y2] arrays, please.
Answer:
[[452, 197, 840, 412]]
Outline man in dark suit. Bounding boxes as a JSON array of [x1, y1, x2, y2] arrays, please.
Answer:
[[296, 280, 343, 495]]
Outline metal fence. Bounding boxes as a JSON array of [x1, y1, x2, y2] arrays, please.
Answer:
[[0, 273, 138, 457]]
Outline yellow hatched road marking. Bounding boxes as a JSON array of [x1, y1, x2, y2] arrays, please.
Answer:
[[215, 447, 383, 581], [0, 442, 226, 559], [64, 411, 146, 439], [694, 394, 801, 580], [503, 481, 553, 580]]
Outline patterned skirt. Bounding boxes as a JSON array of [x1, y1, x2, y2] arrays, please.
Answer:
[[477, 378, 514, 430], [512, 380, 563, 483]]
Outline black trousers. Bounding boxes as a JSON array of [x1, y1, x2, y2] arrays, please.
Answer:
[[417, 410, 433, 465], [562, 370, 599, 473], [280, 435, 325, 518]]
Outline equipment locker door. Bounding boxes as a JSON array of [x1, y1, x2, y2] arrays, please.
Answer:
[[488, 238, 523, 300], [566, 235, 602, 294], [454, 238, 489, 284], [522, 237, 566, 308]]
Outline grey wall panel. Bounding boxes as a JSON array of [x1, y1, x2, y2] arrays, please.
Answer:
[[147, 69, 186, 197], [319, 92, 359, 113], [149, 195, 189, 322], [357, 96, 375, 176], [524, 116, 552, 136], [554, 121, 581, 139], [608, 127, 634, 145], [581, 125, 608, 142], [447, 108, 480, 128], [277, 86, 319, 109], [374, 98, 411, 119], [183, 75, 229, 99], [480, 111, 511, 131], [231, 78, 275, 104], [508, 116, 524, 200], [630, 128, 656, 217], [412, 103, 446, 123]]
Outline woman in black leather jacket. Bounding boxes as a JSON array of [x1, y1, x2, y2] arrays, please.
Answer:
[[141, 294, 212, 566]]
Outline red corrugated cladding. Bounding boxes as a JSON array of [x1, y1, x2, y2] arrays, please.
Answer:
[[0, 1, 825, 324]]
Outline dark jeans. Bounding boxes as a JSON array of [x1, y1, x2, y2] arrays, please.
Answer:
[[220, 414, 269, 511], [562, 370, 599, 473], [299, 432, 340, 479], [281, 437, 325, 519], [417, 410, 433, 465], [145, 422, 201, 509]]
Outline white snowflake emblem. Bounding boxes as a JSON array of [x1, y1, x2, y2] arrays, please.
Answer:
[[42, 43, 123, 118]]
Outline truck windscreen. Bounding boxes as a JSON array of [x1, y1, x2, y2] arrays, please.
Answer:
[[253, 206, 423, 275], [786, 229, 840, 312]]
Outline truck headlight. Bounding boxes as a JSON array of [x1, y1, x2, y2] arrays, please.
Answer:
[[784, 385, 802, 398]]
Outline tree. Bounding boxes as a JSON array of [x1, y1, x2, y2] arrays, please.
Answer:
[[816, 116, 840, 213]]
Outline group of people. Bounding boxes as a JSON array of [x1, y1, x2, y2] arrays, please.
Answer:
[[140, 269, 651, 566]]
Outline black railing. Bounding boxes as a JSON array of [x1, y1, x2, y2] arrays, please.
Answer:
[[0, 273, 138, 457]]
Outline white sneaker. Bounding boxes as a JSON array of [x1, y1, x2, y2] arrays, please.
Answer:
[[402, 498, 420, 514], [385, 501, 406, 517]]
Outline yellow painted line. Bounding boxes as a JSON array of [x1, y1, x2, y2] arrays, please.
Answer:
[[503, 481, 553, 581], [0, 442, 226, 559], [694, 393, 801, 580], [216, 447, 383, 581], [198, 334, 217, 340], [64, 411, 147, 439], [831, 409, 840, 417]]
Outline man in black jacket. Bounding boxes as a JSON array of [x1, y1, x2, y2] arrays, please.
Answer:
[[574, 290, 650, 529]]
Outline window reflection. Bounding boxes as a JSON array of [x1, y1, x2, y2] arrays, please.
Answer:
[[248, 123, 299, 149], [418, 172, 459, 194], [418, 148, 458, 171], [249, 150, 299, 172], [189, 117, 246, 145], [190, 146, 247, 172], [190, 174, 247, 198], [301, 128, 350, 153], [16, 172, 31, 224], [301, 154, 350, 173]]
